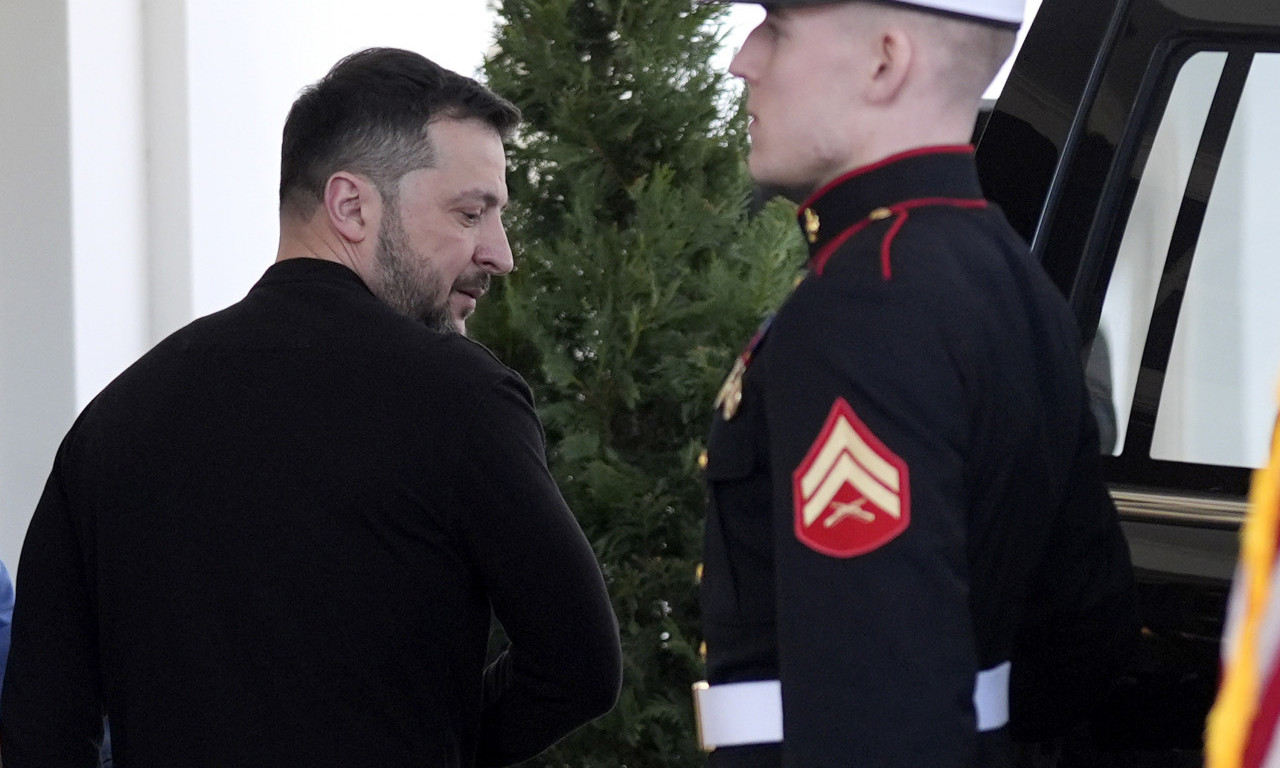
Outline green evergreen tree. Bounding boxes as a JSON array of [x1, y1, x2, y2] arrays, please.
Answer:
[[472, 0, 803, 764]]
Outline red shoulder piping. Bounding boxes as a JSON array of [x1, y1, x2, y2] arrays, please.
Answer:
[[811, 196, 988, 279]]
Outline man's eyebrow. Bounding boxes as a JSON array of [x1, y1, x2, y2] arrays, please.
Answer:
[[451, 189, 507, 209]]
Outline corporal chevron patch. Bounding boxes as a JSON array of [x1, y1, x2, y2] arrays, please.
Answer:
[[792, 398, 910, 557]]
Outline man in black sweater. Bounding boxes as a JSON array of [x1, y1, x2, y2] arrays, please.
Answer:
[[1, 47, 622, 767]]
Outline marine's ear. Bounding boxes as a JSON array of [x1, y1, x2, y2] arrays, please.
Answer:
[[865, 25, 914, 105]]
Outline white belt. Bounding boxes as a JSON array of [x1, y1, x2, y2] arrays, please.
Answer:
[[692, 662, 1011, 751], [973, 661, 1011, 732], [692, 679, 784, 751]]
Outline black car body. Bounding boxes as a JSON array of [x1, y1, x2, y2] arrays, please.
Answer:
[[977, 0, 1280, 760]]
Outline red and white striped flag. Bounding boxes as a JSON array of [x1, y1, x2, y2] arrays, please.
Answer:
[[1207, 385, 1280, 768]]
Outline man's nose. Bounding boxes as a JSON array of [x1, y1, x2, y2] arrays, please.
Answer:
[[728, 25, 763, 81], [477, 221, 514, 276]]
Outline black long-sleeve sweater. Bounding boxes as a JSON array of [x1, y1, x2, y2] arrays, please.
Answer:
[[2, 258, 622, 767]]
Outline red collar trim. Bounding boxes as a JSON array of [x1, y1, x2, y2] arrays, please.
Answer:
[[799, 145, 976, 211]]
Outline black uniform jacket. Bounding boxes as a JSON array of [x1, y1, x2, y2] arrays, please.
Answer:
[[701, 147, 1138, 768], [2, 259, 622, 768]]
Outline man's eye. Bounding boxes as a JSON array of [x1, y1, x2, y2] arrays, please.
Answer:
[[461, 211, 481, 224]]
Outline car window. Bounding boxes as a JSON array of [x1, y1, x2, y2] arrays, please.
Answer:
[[1095, 50, 1280, 470]]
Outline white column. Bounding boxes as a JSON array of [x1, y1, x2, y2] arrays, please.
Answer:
[[143, 0, 194, 344], [68, 0, 151, 404], [0, 0, 77, 572]]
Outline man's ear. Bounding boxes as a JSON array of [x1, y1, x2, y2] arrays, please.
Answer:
[[866, 26, 913, 104], [324, 171, 379, 244]]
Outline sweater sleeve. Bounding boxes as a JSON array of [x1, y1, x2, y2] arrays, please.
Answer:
[[451, 372, 622, 767]]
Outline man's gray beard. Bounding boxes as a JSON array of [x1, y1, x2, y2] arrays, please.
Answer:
[[373, 205, 455, 334]]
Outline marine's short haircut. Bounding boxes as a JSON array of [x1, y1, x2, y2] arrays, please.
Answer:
[[923, 12, 1017, 100], [278, 47, 521, 219]]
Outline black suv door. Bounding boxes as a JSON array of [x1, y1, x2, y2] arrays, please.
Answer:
[[977, 0, 1280, 759]]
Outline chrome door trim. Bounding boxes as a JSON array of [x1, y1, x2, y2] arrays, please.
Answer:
[[1110, 487, 1246, 530]]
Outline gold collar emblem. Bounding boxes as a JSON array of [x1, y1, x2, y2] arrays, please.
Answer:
[[803, 208, 820, 243]]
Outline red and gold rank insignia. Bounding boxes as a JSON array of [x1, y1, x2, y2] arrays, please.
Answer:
[[791, 398, 910, 557]]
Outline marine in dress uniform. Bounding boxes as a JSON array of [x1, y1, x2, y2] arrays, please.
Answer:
[[694, 3, 1139, 766]]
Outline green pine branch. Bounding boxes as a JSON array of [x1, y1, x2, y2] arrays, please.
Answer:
[[471, 1, 803, 764]]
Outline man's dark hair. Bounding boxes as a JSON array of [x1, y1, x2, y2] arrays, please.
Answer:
[[279, 47, 521, 218]]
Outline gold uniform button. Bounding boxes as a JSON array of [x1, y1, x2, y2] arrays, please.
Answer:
[[695, 563, 704, 583], [699, 641, 708, 660], [697, 450, 708, 470], [869, 206, 893, 221]]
